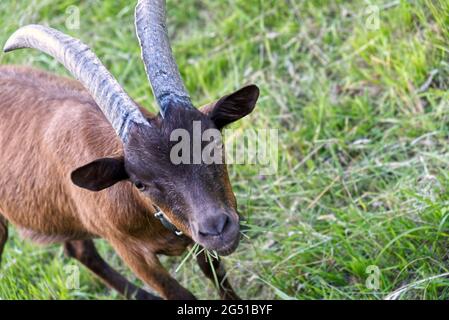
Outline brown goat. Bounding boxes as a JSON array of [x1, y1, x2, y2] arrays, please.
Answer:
[[0, 0, 259, 300]]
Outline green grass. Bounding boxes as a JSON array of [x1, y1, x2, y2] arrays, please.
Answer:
[[2, 0, 449, 300]]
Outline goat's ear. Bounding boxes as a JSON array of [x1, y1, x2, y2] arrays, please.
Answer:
[[71, 157, 128, 191], [200, 84, 259, 129]]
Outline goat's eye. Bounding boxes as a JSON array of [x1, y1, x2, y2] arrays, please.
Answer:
[[134, 181, 146, 191]]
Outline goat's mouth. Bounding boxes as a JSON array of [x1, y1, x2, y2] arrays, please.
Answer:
[[199, 233, 240, 256], [192, 219, 241, 256], [213, 235, 240, 256]]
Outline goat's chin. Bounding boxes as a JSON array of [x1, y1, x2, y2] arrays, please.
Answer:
[[214, 236, 240, 256]]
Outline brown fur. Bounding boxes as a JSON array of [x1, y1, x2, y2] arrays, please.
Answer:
[[0, 65, 240, 300]]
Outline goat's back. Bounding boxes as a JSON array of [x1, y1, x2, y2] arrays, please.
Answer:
[[0, 66, 142, 242]]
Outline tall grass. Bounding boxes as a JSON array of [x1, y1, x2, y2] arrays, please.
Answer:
[[2, 0, 449, 299]]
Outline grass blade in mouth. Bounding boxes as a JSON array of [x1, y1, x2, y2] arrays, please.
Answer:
[[205, 250, 220, 289], [175, 243, 200, 273]]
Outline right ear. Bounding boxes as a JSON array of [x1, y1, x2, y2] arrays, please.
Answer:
[[200, 85, 259, 129], [71, 157, 128, 192]]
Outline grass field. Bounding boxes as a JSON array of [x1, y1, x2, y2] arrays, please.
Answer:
[[1, 0, 449, 300]]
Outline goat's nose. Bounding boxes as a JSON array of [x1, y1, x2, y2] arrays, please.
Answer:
[[198, 214, 229, 237]]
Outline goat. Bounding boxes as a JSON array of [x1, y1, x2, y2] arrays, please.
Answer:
[[0, 0, 259, 300]]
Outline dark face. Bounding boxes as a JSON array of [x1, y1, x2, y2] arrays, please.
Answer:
[[71, 85, 259, 255], [124, 108, 240, 254]]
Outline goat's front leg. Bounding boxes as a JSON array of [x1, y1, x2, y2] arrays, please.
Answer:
[[110, 239, 196, 300], [0, 215, 8, 266], [196, 248, 240, 300], [64, 240, 158, 300]]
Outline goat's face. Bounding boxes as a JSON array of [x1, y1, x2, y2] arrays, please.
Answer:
[[71, 85, 259, 255]]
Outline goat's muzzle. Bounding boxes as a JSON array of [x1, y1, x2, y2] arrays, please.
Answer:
[[191, 212, 240, 256]]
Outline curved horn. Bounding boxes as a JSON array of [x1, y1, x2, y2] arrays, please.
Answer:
[[135, 0, 193, 116], [3, 24, 150, 143]]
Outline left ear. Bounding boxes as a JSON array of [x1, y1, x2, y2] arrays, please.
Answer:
[[71, 157, 129, 192], [200, 84, 259, 129]]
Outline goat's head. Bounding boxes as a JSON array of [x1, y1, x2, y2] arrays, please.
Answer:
[[4, 0, 258, 255]]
